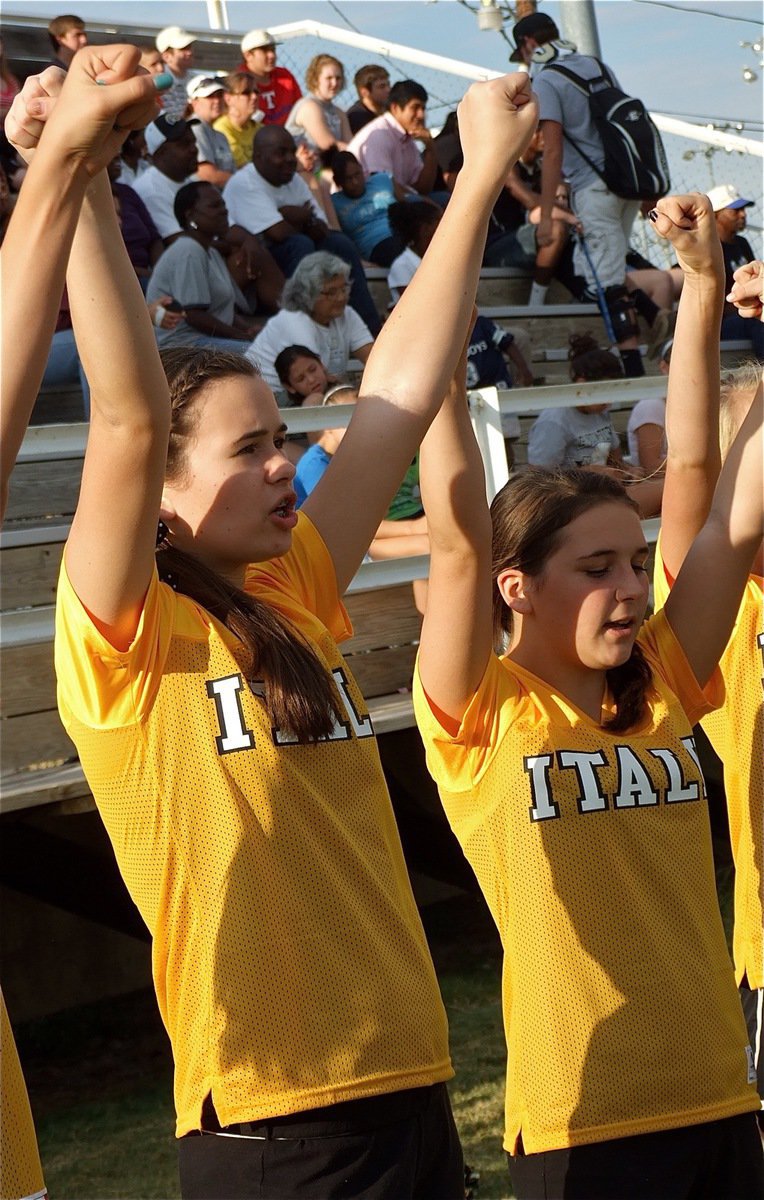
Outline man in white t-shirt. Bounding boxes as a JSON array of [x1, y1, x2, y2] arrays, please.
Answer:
[[132, 115, 199, 242], [511, 12, 644, 378], [223, 126, 381, 334]]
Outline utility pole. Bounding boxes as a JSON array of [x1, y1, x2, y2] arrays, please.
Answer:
[[558, 0, 602, 57]]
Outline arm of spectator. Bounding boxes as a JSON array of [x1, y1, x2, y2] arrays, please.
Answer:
[[411, 128, 438, 196], [651, 193, 725, 580], [635, 423, 666, 475], [537, 119, 564, 247], [183, 307, 251, 340], [294, 98, 349, 153], [505, 339, 533, 387], [196, 160, 233, 187], [1, 49, 161, 515], [147, 296, 185, 330], [505, 163, 539, 212]]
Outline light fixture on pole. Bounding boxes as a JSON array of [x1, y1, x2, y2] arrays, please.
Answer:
[[477, 0, 505, 32]]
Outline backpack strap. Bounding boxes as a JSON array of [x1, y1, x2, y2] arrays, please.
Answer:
[[541, 62, 609, 189]]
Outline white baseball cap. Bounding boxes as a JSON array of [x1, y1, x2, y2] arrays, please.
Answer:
[[156, 26, 197, 53], [241, 29, 279, 54], [144, 114, 199, 156], [706, 183, 754, 212], [186, 74, 225, 100]]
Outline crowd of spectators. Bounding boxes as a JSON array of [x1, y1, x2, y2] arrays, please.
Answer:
[[2, 10, 761, 506]]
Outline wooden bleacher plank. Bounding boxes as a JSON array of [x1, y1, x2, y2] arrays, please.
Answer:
[[0, 710, 76, 776], [0, 541, 63, 611], [343, 585, 422, 653], [1, 642, 56, 718], [5, 458, 82, 523]]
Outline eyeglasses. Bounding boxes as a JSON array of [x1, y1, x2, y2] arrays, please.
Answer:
[[320, 283, 351, 299]]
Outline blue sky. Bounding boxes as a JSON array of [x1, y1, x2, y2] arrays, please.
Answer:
[[6, 0, 763, 126]]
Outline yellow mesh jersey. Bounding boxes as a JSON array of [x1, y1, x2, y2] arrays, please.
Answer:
[[55, 515, 451, 1137], [0, 995, 45, 1200], [654, 544, 763, 989], [414, 611, 758, 1154]]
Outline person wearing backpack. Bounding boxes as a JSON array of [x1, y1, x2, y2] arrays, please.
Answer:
[[511, 13, 669, 380]]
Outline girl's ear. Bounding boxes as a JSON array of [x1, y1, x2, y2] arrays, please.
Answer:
[[496, 568, 534, 615]]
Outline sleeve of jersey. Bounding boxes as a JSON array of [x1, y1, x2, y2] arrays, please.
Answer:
[[412, 652, 516, 796], [55, 552, 176, 729], [638, 606, 724, 727], [244, 512, 352, 644]]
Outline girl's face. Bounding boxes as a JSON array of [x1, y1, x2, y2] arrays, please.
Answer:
[[510, 502, 650, 678], [316, 63, 343, 101], [286, 355, 328, 398], [162, 375, 297, 585]]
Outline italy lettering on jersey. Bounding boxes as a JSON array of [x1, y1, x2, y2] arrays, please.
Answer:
[[525, 737, 703, 820], [207, 667, 374, 750], [414, 608, 759, 1153]]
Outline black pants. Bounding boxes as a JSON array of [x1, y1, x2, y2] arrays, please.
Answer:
[[507, 1113, 764, 1200], [178, 1083, 464, 1199]]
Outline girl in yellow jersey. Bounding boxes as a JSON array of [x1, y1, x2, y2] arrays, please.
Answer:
[[8, 67, 540, 1198], [2, 48, 166, 1200], [650, 196, 764, 1125], [413, 194, 764, 1198]]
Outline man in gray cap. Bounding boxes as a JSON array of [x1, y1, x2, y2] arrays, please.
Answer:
[[240, 29, 301, 125], [708, 184, 762, 359], [511, 11, 646, 377]]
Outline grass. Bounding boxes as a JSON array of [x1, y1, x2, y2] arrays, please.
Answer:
[[20, 892, 513, 1200]]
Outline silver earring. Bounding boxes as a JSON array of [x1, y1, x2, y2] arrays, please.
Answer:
[[189, 220, 199, 230]]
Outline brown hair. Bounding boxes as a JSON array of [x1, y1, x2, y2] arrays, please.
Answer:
[[305, 54, 345, 94], [568, 333, 623, 383], [719, 360, 761, 461], [354, 64, 389, 96], [490, 468, 654, 733], [48, 14, 84, 51], [158, 348, 346, 742], [224, 70, 256, 95]]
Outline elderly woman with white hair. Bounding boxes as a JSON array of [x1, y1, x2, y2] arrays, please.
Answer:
[[246, 250, 374, 390]]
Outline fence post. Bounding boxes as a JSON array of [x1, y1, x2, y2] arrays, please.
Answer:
[[469, 386, 510, 502]]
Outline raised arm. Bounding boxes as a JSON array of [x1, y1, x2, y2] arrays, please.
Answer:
[[303, 73, 539, 592], [63, 169, 171, 648], [664, 371, 762, 686], [417, 335, 493, 728], [1, 49, 164, 516], [650, 193, 725, 578]]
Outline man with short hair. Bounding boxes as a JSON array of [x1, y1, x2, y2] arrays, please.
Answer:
[[187, 76, 236, 187], [346, 65, 391, 135], [347, 80, 438, 197], [709, 183, 763, 360], [222, 126, 381, 334], [214, 73, 261, 171], [156, 25, 197, 120], [132, 115, 199, 242], [47, 14, 87, 70], [240, 29, 301, 126], [511, 11, 644, 376]]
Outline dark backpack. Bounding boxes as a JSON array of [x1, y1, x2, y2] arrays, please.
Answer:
[[544, 59, 670, 201]]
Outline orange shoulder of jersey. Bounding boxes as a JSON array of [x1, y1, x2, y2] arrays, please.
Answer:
[[654, 540, 763, 987]]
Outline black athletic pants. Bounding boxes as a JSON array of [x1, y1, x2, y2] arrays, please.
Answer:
[[178, 1083, 464, 1199], [507, 1112, 764, 1200]]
